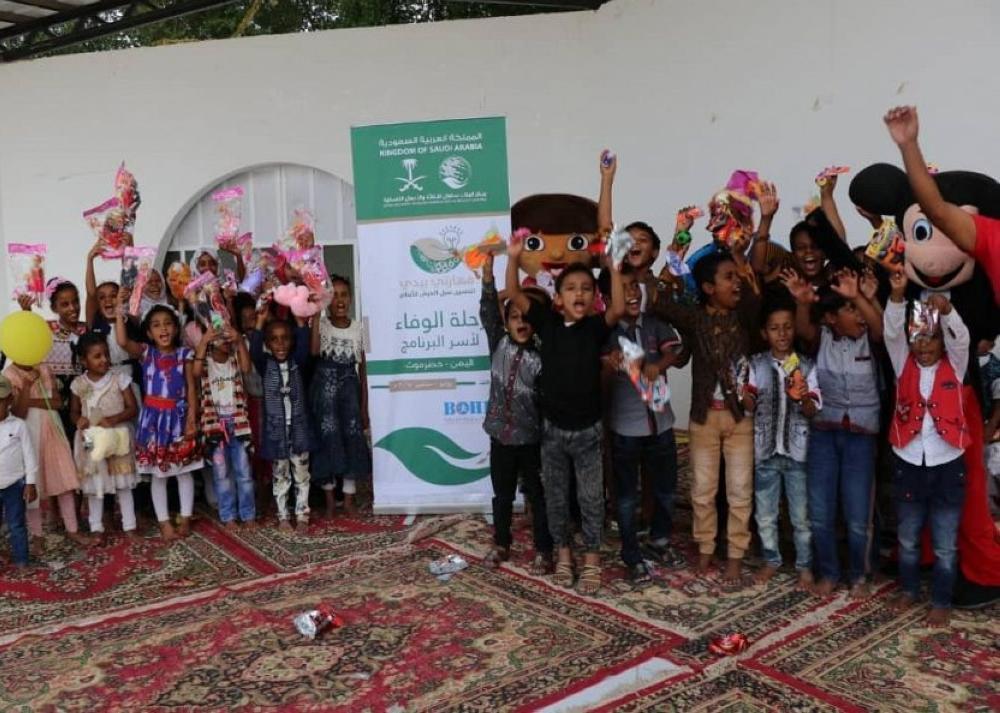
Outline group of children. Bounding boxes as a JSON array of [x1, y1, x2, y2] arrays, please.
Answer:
[[0, 241, 370, 566], [478, 149, 997, 625], [1, 112, 996, 630]]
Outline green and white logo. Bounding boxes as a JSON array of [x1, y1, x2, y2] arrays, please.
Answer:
[[375, 427, 489, 485], [439, 156, 472, 189], [409, 225, 463, 273]]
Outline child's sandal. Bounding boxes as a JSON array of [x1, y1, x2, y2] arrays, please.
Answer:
[[482, 547, 510, 570], [576, 564, 602, 595], [552, 560, 575, 587]]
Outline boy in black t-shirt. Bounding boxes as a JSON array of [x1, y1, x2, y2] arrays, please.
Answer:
[[506, 240, 624, 594]]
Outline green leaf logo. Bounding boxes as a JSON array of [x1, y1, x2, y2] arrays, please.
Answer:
[[375, 427, 489, 485]]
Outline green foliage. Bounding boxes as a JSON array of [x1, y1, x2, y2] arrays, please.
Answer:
[[40, 1, 558, 58]]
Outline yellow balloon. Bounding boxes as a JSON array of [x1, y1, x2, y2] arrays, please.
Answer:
[[0, 311, 53, 367]]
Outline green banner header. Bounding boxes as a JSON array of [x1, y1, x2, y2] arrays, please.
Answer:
[[351, 117, 509, 221]]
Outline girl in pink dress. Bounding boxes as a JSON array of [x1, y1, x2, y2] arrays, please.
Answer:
[[2, 363, 92, 551]]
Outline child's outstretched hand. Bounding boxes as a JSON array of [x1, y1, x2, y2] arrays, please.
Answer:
[[23, 484, 37, 504], [859, 268, 879, 302], [780, 269, 817, 305], [506, 236, 524, 261], [17, 294, 34, 312], [884, 105, 919, 146], [831, 269, 860, 300], [605, 349, 624, 371], [888, 269, 908, 301], [482, 252, 495, 283], [926, 292, 953, 315], [757, 181, 780, 219]]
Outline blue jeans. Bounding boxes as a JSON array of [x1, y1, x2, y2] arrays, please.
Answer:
[[808, 429, 875, 584], [755, 455, 811, 570], [612, 429, 677, 566], [894, 454, 965, 609], [209, 420, 256, 523], [0, 479, 28, 565]]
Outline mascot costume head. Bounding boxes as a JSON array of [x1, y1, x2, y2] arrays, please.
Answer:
[[850, 163, 1000, 603], [510, 193, 600, 296]]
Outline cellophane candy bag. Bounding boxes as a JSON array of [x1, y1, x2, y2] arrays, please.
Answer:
[[617, 335, 671, 412], [212, 186, 244, 255], [8, 243, 46, 307], [123, 246, 157, 316], [286, 246, 331, 304]]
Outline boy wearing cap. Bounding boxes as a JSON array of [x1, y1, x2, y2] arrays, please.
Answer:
[[0, 375, 38, 567]]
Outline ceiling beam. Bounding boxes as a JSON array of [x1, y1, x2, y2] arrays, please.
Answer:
[[6, 0, 77, 12]]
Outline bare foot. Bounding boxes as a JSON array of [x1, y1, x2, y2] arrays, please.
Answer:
[[926, 607, 951, 627], [888, 592, 916, 612], [241, 519, 258, 531], [721, 558, 744, 586], [796, 570, 815, 592], [158, 521, 179, 542], [753, 564, 778, 585], [813, 578, 837, 596], [223, 520, 239, 532], [343, 494, 356, 514], [176, 517, 192, 538], [295, 519, 309, 535], [66, 531, 97, 548], [278, 520, 294, 532], [849, 581, 870, 600], [324, 490, 336, 520], [695, 553, 714, 573], [30, 536, 45, 558]]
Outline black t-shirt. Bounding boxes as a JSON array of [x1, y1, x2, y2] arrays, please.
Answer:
[[525, 299, 610, 431]]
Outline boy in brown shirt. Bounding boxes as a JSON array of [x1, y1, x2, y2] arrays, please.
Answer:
[[649, 249, 760, 585]]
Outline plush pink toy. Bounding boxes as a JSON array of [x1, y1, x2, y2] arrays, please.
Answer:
[[273, 283, 319, 318]]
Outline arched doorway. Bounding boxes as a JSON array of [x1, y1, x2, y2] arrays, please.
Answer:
[[163, 163, 360, 317]]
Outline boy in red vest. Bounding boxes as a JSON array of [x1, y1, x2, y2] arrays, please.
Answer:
[[884, 271, 970, 626]]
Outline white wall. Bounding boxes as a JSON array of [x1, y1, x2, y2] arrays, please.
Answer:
[[2, 0, 1000, 426]]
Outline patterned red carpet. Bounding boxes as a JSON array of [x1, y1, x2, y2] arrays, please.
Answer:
[[0, 434, 996, 711]]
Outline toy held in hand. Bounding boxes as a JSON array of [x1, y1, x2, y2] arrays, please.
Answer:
[[908, 300, 941, 343], [184, 271, 231, 329], [8, 243, 46, 308], [122, 246, 157, 316], [277, 207, 316, 252], [166, 261, 192, 301], [604, 224, 634, 269], [212, 186, 245, 255], [273, 283, 319, 318], [815, 165, 850, 187], [618, 335, 671, 412], [284, 246, 331, 306], [865, 218, 905, 270], [462, 226, 506, 274], [83, 426, 131, 462], [781, 352, 806, 401]]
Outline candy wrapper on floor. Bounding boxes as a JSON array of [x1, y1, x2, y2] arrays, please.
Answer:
[[166, 261, 192, 302], [184, 271, 230, 329], [429, 554, 468, 582], [8, 243, 46, 308], [212, 187, 246, 255], [122, 246, 157, 316], [618, 335, 671, 412], [293, 606, 344, 640], [708, 633, 749, 656], [908, 301, 941, 343]]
